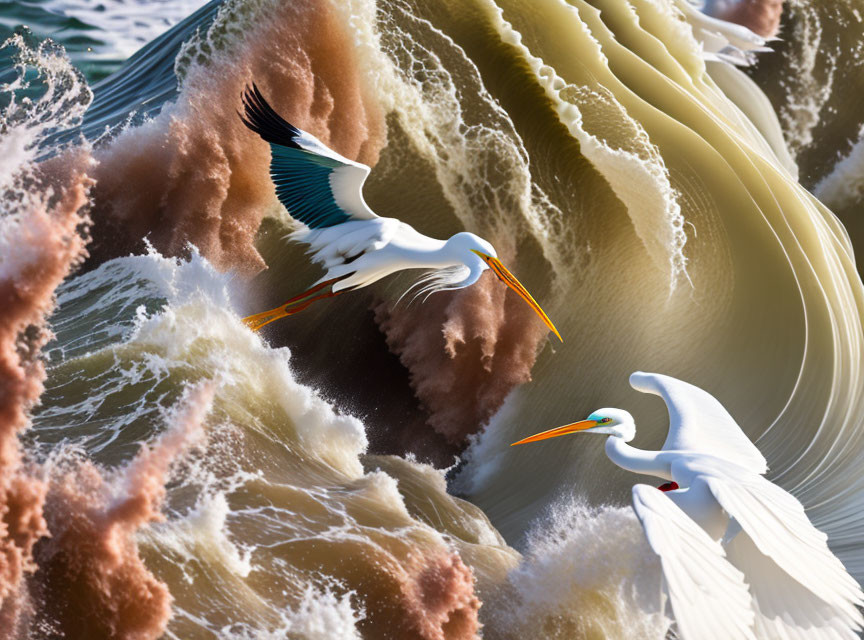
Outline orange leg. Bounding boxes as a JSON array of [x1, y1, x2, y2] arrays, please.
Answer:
[[242, 276, 351, 332]]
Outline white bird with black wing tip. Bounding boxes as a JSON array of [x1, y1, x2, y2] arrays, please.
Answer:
[[238, 84, 561, 341], [512, 371, 864, 640]]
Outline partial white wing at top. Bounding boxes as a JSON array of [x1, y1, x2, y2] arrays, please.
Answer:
[[630, 371, 768, 474], [631, 484, 756, 640]]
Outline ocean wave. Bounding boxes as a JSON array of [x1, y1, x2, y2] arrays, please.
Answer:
[[35, 246, 509, 637], [2, 0, 864, 636]]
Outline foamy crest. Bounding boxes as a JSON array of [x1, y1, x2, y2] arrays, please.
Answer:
[[334, 0, 572, 279], [777, 0, 836, 159], [19, 241, 239, 377], [0, 32, 91, 191], [219, 584, 364, 640], [0, 33, 92, 284], [146, 491, 252, 581], [491, 10, 690, 292], [73, 247, 370, 474], [484, 499, 668, 639], [0, 32, 92, 634], [89, 0, 385, 274], [282, 585, 364, 640]]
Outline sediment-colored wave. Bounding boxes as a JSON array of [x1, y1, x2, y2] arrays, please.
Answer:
[[88, 0, 385, 275], [375, 270, 549, 445], [3, 0, 864, 637], [0, 155, 91, 632], [0, 37, 93, 633], [33, 384, 214, 639]]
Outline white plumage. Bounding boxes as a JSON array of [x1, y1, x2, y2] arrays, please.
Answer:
[[512, 372, 864, 640], [238, 84, 560, 339], [674, 0, 777, 66], [631, 483, 756, 640]]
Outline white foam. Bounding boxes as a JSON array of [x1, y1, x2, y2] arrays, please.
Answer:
[[815, 123, 864, 210], [0, 33, 93, 281], [49, 247, 369, 473], [489, 6, 690, 292], [489, 498, 669, 639], [220, 584, 365, 640], [332, 0, 574, 285], [148, 492, 252, 580], [777, 0, 837, 159]]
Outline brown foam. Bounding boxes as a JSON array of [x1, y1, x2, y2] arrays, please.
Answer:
[[341, 545, 482, 640], [0, 156, 216, 638], [0, 154, 92, 636], [375, 271, 548, 445], [32, 383, 214, 639], [402, 551, 481, 640], [89, 0, 385, 275]]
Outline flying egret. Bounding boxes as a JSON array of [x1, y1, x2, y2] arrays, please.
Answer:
[[237, 84, 561, 340], [675, 0, 777, 66], [511, 371, 864, 640]]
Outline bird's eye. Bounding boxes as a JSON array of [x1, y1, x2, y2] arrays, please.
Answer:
[[600, 418, 612, 423]]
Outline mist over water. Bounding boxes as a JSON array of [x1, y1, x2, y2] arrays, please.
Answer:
[[1, 0, 863, 637]]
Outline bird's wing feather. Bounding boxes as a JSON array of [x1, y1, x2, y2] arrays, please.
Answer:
[[692, 458, 864, 633], [631, 484, 756, 640], [725, 529, 862, 640], [302, 218, 401, 271], [630, 371, 768, 473], [240, 84, 378, 229]]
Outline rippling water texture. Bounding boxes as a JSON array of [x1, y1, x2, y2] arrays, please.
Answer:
[[1, 0, 863, 638]]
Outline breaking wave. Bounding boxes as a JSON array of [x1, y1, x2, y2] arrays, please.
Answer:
[[2, 0, 864, 637]]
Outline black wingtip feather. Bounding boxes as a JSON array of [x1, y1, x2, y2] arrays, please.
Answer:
[[239, 84, 303, 149]]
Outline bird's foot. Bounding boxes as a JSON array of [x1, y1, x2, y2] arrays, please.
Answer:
[[241, 276, 350, 332]]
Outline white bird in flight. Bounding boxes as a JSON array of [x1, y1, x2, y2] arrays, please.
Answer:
[[676, 0, 777, 66], [238, 84, 561, 340], [511, 371, 864, 640]]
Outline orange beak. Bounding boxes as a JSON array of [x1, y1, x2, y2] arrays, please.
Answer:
[[510, 419, 598, 446], [472, 250, 563, 342]]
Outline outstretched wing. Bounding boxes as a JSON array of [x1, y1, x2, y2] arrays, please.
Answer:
[[630, 371, 768, 474], [694, 459, 864, 636], [240, 84, 378, 229], [631, 484, 756, 640], [726, 529, 862, 640]]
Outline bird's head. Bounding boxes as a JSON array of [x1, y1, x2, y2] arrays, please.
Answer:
[[445, 232, 562, 342], [510, 408, 636, 446], [446, 231, 498, 259]]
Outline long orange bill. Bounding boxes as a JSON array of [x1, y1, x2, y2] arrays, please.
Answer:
[[472, 251, 562, 342], [510, 419, 598, 446]]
